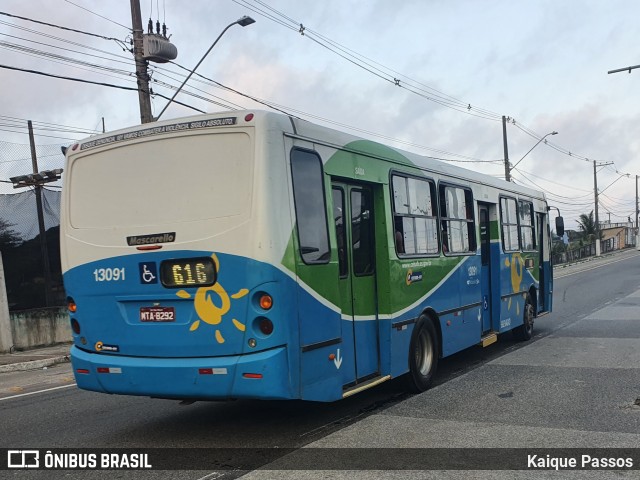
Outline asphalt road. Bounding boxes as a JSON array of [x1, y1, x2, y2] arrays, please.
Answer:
[[2, 251, 640, 479]]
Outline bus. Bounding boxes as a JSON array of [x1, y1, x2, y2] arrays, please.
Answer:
[[61, 110, 563, 402]]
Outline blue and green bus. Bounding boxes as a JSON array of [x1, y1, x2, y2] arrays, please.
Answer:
[[61, 110, 562, 402]]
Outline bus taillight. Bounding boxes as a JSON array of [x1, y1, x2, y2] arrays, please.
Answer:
[[67, 297, 77, 313], [71, 318, 81, 335], [259, 318, 273, 336], [258, 293, 273, 310]]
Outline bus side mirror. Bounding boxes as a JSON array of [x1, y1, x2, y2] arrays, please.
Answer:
[[555, 216, 565, 237]]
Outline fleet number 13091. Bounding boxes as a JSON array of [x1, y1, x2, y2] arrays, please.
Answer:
[[93, 267, 126, 282]]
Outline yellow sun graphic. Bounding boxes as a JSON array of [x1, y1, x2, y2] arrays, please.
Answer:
[[176, 254, 248, 344]]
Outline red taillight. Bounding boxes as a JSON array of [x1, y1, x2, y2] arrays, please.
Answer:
[[259, 318, 273, 335], [136, 245, 162, 251], [244, 113, 254, 122], [97, 367, 109, 373], [242, 373, 263, 379], [76, 368, 90, 374], [199, 368, 213, 375], [71, 318, 80, 334]]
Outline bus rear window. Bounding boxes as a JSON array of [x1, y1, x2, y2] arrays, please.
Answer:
[[69, 133, 252, 229]]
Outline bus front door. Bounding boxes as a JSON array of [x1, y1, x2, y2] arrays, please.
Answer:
[[479, 204, 494, 333], [332, 183, 379, 384]]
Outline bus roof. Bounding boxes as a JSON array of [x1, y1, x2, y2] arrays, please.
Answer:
[[69, 109, 546, 202]]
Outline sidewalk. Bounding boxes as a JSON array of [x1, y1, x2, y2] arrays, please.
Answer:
[[0, 343, 71, 373]]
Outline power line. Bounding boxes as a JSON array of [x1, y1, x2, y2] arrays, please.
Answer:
[[0, 10, 125, 40], [61, 0, 130, 31], [229, 0, 503, 122]]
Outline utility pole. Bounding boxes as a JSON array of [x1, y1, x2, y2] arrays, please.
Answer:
[[593, 160, 601, 256], [502, 116, 510, 182], [636, 175, 640, 250], [593, 160, 615, 256], [28, 121, 53, 307], [130, 0, 153, 123]]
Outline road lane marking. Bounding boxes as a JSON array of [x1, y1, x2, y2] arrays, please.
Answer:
[[555, 252, 640, 279], [0, 384, 76, 402]]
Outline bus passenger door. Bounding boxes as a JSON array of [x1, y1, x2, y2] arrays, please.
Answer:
[[479, 204, 493, 333], [332, 182, 379, 384], [537, 212, 551, 312]]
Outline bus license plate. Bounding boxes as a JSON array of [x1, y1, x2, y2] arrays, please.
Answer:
[[140, 306, 175, 322]]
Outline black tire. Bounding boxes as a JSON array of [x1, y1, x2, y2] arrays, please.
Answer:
[[513, 294, 534, 341], [404, 316, 439, 393]]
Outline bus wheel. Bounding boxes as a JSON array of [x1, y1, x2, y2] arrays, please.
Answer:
[[404, 316, 439, 393], [513, 295, 534, 341]]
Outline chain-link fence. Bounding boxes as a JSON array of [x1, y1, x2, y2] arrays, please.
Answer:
[[1, 140, 66, 311]]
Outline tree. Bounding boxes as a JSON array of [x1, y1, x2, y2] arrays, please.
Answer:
[[576, 210, 603, 241], [0, 218, 21, 252]]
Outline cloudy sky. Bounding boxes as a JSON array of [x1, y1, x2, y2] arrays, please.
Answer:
[[1, 0, 639, 229]]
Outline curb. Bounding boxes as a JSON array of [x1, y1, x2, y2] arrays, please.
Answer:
[[0, 355, 70, 374]]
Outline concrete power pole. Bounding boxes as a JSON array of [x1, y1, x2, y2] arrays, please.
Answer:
[[28, 121, 53, 307], [502, 116, 510, 182], [636, 175, 639, 250], [130, 0, 153, 123], [593, 160, 600, 256]]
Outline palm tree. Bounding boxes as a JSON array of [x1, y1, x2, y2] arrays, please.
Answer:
[[576, 210, 602, 241]]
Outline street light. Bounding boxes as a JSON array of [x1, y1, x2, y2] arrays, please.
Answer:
[[155, 15, 256, 121], [509, 131, 558, 179]]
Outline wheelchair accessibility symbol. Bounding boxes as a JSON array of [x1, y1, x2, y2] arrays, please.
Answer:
[[139, 262, 158, 284]]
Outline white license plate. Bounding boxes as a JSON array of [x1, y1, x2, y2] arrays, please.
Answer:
[[140, 306, 175, 322]]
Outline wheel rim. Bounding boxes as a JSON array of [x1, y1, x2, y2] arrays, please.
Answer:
[[415, 328, 434, 376], [525, 303, 534, 335]]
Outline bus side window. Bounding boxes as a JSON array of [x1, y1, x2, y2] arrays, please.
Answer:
[[291, 148, 331, 264], [391, 174, 438, 256], [500, 197, 519, 252], [439, 184, 476, 254]]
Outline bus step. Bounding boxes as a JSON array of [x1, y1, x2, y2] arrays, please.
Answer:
[[342, 375, 391, 399], [479, 333, 498, 347]]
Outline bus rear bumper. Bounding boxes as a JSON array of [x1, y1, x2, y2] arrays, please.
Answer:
[[70, 345, 293, 400]]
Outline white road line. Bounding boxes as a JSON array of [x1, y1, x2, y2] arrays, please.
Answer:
[[193, 472, 224, 480], [555, 253, 640, 279], [0, 383, 76, 402]]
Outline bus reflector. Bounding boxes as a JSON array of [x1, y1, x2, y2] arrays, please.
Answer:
[[244, 113, 254, 122], [199, 368, 213, 375], [242, 373, 263, 379], [97, 367, 122, 374], [76, 368, 90, 374]]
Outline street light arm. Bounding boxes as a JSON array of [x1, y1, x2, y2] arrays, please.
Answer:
[[510, 131, 557, 171], [600, 173, 629, 195], [155, 16, 255, 121]]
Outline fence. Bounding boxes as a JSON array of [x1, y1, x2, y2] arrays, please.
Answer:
[[0, 188, 63, 310], [553, 237, 627, 265], [1, 139, 65, 311]]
